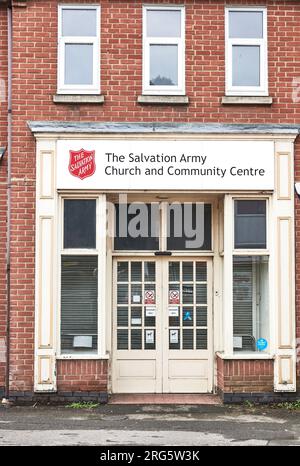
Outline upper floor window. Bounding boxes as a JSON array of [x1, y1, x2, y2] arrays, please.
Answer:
[[58, 5, 100, 94], [143, 5, 185, 95], [225, 7, 268, 96]]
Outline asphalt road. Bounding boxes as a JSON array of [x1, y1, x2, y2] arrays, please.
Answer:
[[0, 403, 299, 446]]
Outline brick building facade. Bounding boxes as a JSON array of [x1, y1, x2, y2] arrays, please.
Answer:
[[0, 0, 299, 403]]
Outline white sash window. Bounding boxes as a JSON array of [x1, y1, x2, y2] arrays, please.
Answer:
[[58, 5, 100, 94], [225, 7, 268, 96]]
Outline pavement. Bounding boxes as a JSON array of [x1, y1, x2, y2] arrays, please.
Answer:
[[0, 403, 299, 446]]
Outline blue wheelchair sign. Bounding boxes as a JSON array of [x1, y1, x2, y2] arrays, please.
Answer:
[[256, 338, 268, 351]]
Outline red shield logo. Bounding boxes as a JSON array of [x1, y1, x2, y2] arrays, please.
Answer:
[[68, 149, 96, 180]]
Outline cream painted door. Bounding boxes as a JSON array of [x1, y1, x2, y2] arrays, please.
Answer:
[[112, 257, 212, 393]]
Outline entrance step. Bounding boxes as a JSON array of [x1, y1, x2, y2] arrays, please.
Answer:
[[109, 394, 221, 405]]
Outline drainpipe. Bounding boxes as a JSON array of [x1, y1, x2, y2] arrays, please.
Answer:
[[3, 1, 12, 403]]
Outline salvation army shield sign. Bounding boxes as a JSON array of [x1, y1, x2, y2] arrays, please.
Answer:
[[68, 149, 96, 180]]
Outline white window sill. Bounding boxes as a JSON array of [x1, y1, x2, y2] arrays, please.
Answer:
[[216, 351, 275, 360], [56, 353, 109, 360], [221, 96, 273, 105], [138, 95, 189, 105], [53, 94, 105, 104]]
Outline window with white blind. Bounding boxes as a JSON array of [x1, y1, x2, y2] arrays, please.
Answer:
[[232, 199, 269, 353], [60, 199, 98, 354], [225, 7, 268, 96], [143, 5, 185, 95], [58, 5, 100, 94]]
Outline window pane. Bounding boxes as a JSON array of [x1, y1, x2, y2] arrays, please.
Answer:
[[232, 45, 260, 87], [61, 256, 98, 353], [144, 262, 155, 282], [65, 44, 93, 85], [64, 199, 96, 249], [233, 256, 269, 352], [147, 10, 181, 37], [234, 200, 266, 249], [62, 8, 97, 36], [167, 204, 212, 251], [229, 11, 263, 39], [150, 45, 178, 86], [114, 204, 159, 251]]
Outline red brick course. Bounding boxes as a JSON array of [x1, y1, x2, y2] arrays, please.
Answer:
[[0, 0, 299, 395], [217, 356, 274, 393], [56, 360, 108, 392]]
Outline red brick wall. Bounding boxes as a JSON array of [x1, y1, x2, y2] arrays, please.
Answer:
[[0, 5, 8, 391], [217, 356, 274, 393], [56, 360, 108, 393], [0, 0, 299, 394]]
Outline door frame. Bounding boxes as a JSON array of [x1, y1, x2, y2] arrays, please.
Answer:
[[111, 255, 214, 394]]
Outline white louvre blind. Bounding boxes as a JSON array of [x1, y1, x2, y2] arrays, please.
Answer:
[[61, 255, 98, 353], [233, 259, 254, 351]]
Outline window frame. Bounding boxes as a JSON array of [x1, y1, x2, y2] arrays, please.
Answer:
[[234, 199, 267, 250], [58, 195, 107, 359], [232, 197, 270, 355], [142, 5, 185, 96], [57, 4, 101, 95], [225, 6, 268, 96], [112, 201, 213, 253]]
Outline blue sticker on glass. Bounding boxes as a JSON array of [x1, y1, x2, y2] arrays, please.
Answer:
[[256, 338, 268, 351], [183, 311, 192, 321]]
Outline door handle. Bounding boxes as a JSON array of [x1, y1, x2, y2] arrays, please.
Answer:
[[154, 251, 172, 256]]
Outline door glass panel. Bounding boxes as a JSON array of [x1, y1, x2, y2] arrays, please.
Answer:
[[131, 307, 142, 326], [196, 284, 207, 304], [116, 260, 156, 351], [168, 261, 208, 351], [196, 306, 207, 327], [183, 285, 193, 304], [117, 284, 128, 304], [131, 262, 142, 282], [117, 307, 128, 327], [183, 329, 194, 349], [196, 262, 207, 281], [182, 262, 193, 281], [196, 329, 207, 350], [117, 329, 128, 350], [131, 284, 142, 304], [117, 262, 128, 282], [169, 262, 180, 281], [182, 307, 193, 326], [144, 262, 155, 282]]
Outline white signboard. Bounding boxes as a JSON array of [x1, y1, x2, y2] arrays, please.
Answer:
[[57, 139, 274, 191]]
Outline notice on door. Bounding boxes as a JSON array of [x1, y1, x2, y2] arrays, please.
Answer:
[[57, 139, 275, 191], [170, 329, 179, 344], [144, 290, 155, 305], [145, 330, 154, 344], [169, 290, 180, 305]]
